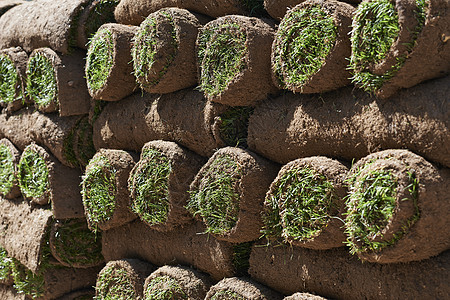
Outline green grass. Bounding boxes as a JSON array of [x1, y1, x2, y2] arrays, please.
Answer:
[[81, 154, 117, 232], [0, 247, 13, 282], [187, 154, 242, 235], [128, 148, 172, 226], [51, 219, 103, 267], [197, 22, 247, 97], [144, 275, 187, 300], [26, 52, 57, 109], [233, 242, 253, 275], [95, 264, 137, 300], [261, 167, 338, 243], [17, 147, 49, 199], [0, 143, 16, 196], [272, 5, 337, 90], [132, 11, 178, 88], [218, 107, 254, 148], [84, 0, 119, 43], [62, 117, 96, 169], [344, 164, 419, 254], [0, 54, 20, 104], [349, 0, 427, 92], [210, 290, 245, 300], [11, 258, 45, 299], [91, 100, 108, 123], [240, 0, 265, 17], [86, 28, 114, 91]]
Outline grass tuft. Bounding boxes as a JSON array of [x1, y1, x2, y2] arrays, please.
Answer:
[[17, 147, 49, 199], [0, 54, 20, 104], [0, 247, 13, 282], [144, 275, 187, 300], [261, 167, 337, 243], [0, 144, 16, 196], [272, 5, 337, 89], [95, 265, 136, 300], [26, 52, 57, 109], [210, 290, 245, 300], [86, 28, 114, 91], [233, 242, 253, 275], [187, 154, 242, 235], [218, 106, 254, 148], [198, 22, 247, 97], [128, 148, 172, 226]]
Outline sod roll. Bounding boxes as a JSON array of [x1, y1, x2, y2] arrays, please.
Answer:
[[85, 23, 138, 101], [197, 15, 277, 106], [205, 277, 283, 300], [132, 7, 201, 94], [26, 48, 90, 117], [0, 138, 21, 199], [284, 293, 327, 300], [249, 244, 450, 298], [271, 0, 354, 93], [188, 147, 279, 243], [128, 141, 204, 231], [95, 259, 155, 300], [82, 149, 138, 231], [349, 0, 450, 98], [0, 47, 28, 114], [262, 157, 348, 250], [344, 149, 450, 263], [248, 75, 450, 167], [144, 265, 213, 300]]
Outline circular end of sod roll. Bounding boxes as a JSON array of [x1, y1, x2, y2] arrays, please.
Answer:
[[86, 23, 138, 101], [0, 138, 21, 199], [0, 47, 27, 113], [82, 149, 137, 232], [262, 157, 348, 250], [128, 141, 204, 232], [271, 0, 354, 93], [132, 7, 201, 94], [197, 15, 277, 106], [205, 277, 283, 300], [187, 147, 278, 243]]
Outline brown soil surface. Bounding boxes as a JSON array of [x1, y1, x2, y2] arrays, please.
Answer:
[[56, 288, 95, 300], [0, 138, 21, 199], [284, 292, 327, 300], [0, 284, 26, 300], [0, 47, 27, 113], [205, 277, 283, 300], [248, 75, 450, 168]]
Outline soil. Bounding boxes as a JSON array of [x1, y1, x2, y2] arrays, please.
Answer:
[[264, 0, 303, 20], [247, 75, 450, 168], [284, 292, 327, 300], [205, 277, 283, 300], [0, 138, 21, 199], [0, 284, 26, 300], [56, 288, 95, 300]]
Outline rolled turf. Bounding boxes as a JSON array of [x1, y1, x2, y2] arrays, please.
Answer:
[[0, 138, 21, 199], [205, 277, 283, 300], [262, 156, 348, 250], [128, 140, 204, 231], [0, 47, 28, 113], [271, 0, 354, 93]]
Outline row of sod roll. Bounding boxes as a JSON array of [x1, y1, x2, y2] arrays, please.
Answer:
[[0, 0, 449, 298]]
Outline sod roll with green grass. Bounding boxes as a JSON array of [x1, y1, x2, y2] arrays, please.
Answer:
[[82, 149, 137, 231], [26, 48, 90, 116], [0, 138, 21, 199], [128, 140, 204, 231], [345, 149, 450, 263], [144, 265, 212, 300], [188, 147, 279, 243], [349, 0, 450, 98], [95, 259, 155, 300], [132, 8, 201, 94], [271, 0, 354, 93], [247, 75, 450, 167], [85, 23, 138, 101], [262, 156, 348, 250], [205, 277, 283, 300], [197, 15, 277, 106], [0, 47, 28, 113]]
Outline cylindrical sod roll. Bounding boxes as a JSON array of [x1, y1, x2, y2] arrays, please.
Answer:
[[271, 0, 354, 93], [17, 143, 84, 219], [344, 149, 450, 263], [49, 219, 104, 268], [144, 265, 212, 300], [81, 149, 138, 231], [128, 141, 204, 231], [197, 15, 277, 106], [85, 23, 138, 101], [132, 8, 201, 94], [349, 0, 450, 98], [262, 157, 348, 250], [26, 48, 90, 116], [0, 138, 21, 199], [95, 259, 155, 300], [247, 76, 450, 168], [187, 147, 279, 243], [205, 277, 283, 300], [0, 47, 28, 113]]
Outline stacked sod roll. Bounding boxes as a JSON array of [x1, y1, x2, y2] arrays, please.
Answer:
[[349, 0, 450, 98], [262, 157, 348, 249], [0, 138, 21, 199], [197, 15, 277, 106], [0, 47, 27, 113], [271, 0, 354, 93], [132, 8, 201, 94], [85, 23, 138, 101]]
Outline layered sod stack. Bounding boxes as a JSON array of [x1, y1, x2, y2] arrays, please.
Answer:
[[0, 47, 27, 113], [0, 138, 20, 199]]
